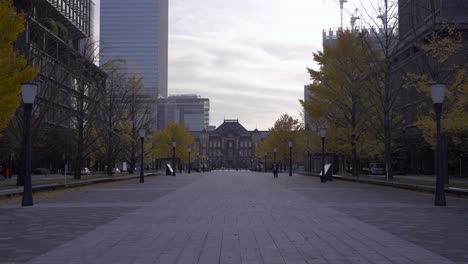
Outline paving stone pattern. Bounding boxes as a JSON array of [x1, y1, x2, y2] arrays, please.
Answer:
[[275, 175, 468, 263], [0, 176, 197, 263], [2, 171, 464, 263]]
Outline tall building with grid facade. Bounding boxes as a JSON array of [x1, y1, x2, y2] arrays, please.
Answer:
[[100, 0, 168, 97], [157, 95, 210, 131]]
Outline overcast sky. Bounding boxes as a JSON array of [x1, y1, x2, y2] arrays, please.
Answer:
[[168, 0, 359, 130], [97, 0, 379, 130]]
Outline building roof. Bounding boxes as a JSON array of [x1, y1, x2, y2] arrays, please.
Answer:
[[190, 120, 270, 139], [211, 120, 248, 136]]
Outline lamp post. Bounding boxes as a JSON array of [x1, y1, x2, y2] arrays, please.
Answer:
[[139, 128, 146, 183], [254, 142, 258, 171], [188, 146, 192, 174], [432, 83, 447, 206], [304, 135, 309, 173], [196, 152, 200, 172], [288, 141, 293, 176], [401, 120, 407, 175], [21, 83, 38, 206], [264, 152, 267, 172], [273, 148, 277, 163], [320, 128, 327, 183], [172, 141, 177, 176]]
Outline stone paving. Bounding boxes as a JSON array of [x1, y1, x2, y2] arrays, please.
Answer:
[[0, 171, 467, 263]]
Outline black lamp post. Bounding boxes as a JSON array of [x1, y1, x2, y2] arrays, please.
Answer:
[[172, 141, 176, 176], [254, 142, 258, 171], [21, 83, 37, 206], [196, 152, 199, 172], [188, 146, 191, 174], [304, 135, 309, 173], [288, 141, 293, 176], [139, 128, 146, 183], [264, 152, 267, 172], [401, 120, 407, 175], [432, 83, 447, 206], [320, 128, 327, 183], [273, 148, 277, 164]]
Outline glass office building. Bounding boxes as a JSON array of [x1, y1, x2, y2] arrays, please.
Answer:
[[157, 95, 210, 131], [100, 0, 168, 97]]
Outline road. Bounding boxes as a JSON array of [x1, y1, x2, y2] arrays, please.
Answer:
[[1, 171, 467, 263]]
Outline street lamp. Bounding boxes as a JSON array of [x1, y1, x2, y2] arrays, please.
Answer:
[[188, 146, 192, 174], [21, 83, 38, 206], [254, 142, 258, 171], [288, 141, 293, 176], [196, 152, 200, 172], [138, 128, 146, 183], [172, 141, 177, 176], [264, 152, 267, 172], [431, 83, 447, 206], [320, 128, 327, 183], [273, 147, 277, 163]]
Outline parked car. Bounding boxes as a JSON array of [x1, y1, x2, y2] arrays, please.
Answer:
[[80, 167, 91, 175], [112, 168, 121, 173], [370, 163, 385, 175]]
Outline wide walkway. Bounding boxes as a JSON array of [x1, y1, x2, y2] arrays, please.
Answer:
[[1, 171, 468, 263]]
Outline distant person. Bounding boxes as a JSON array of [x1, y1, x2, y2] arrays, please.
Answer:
[[2, 165, 10, 179], [272, 162, 278, 178]]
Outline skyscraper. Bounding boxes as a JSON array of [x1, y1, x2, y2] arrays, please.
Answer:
[[100, 0, 168, 97]]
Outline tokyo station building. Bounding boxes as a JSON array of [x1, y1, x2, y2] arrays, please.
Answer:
[[191, 120, 269, 170]]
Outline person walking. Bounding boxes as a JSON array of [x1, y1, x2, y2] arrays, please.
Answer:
[[272, 162, 278, 178]]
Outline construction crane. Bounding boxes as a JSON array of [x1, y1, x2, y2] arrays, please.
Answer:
[[350, 8, 360, 31]]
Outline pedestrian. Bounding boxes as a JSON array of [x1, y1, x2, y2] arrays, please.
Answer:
[[272, 162, 278, 178]]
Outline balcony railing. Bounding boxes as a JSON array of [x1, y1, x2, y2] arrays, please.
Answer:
[[39, 0, 91, 39]]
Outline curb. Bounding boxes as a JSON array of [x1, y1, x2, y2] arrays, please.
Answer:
[[301, 173, 468, 196], [0, 173, 161, 199]]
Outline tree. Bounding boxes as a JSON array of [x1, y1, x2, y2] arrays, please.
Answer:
[[256, 114, 305, 170], [356, 0, 401, 179], [151, 123, 196, 167], [302, 31, 382, 176], [122, 76, 152, 174], [72, 40, 106, 179], [98, 60, 131, 176], [0, 0, 37, 133], [404, 24, 468, 175]]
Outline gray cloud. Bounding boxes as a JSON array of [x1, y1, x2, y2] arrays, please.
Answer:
[[168, 0, 338, 130]]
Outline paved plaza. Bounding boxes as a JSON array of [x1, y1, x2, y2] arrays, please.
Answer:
[[1, 171, 468, 264]]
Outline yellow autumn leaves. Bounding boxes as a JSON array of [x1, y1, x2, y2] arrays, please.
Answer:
[[0, 0, 38, 133]]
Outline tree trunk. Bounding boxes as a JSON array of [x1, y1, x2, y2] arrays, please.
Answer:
[[351, 137, 358, 177], [129, 142, 136, 174], [106, 132, 113, 176], [384, 78, 393, 180], [74, 121, 83, 180]]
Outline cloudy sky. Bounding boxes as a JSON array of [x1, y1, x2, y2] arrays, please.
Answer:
[[168, 0, 356, 130], [95, 0, 383, 130]]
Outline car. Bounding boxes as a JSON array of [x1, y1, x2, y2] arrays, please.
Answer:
[[80, 167, 91, 175], [370, 163, 385, 175], [112, 168, 121, 173]]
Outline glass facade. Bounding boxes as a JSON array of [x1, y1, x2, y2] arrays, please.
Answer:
[[100, 0, 168, 97], [157, 95, 210, 131]]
